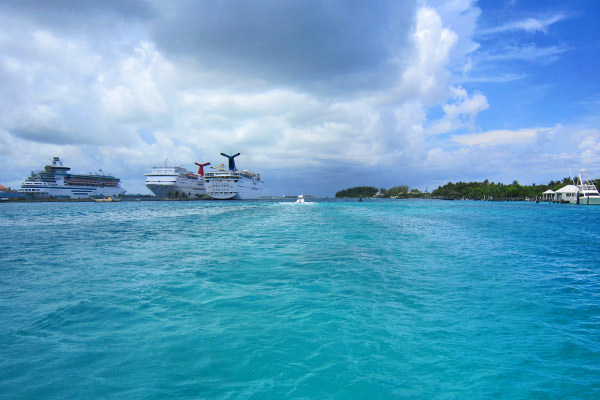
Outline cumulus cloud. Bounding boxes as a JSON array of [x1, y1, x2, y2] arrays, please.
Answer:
[[95, 41, 172, 125], [577, 132, 600, 169], [400, 6, 458, 104], [427, 86, 489, 135], [431, 124, 600, 185], [0, 0, 489, 194]]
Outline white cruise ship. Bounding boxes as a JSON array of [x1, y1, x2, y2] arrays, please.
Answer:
[[144, 161, 209, 199], [204, 153, 264, 200], [19, 157, 125, 199]]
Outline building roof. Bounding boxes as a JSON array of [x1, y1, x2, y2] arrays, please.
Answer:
[[542, 189, 555, 194], [556, 185, 579, 193]]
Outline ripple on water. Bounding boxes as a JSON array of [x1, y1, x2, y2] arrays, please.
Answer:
[[0, 200, 599, 399]]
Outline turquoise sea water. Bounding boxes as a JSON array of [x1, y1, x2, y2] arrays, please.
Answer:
[[1, 199, 599, 399]]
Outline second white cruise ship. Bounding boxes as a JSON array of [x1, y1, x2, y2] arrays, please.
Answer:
[[144, 161, 210, 199], [204, 153, 264, 199], [19, 157, 125, 199]]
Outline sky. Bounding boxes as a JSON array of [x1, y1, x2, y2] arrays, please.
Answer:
[[0, 0, 599, 196]]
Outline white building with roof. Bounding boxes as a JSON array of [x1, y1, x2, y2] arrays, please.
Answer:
[[555, 185, 579, 203], [541, 189, 555, 202]]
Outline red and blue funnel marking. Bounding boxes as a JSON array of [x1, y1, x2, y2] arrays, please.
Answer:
[[220, 153, 240, 171], [194, 162, 210, 176]]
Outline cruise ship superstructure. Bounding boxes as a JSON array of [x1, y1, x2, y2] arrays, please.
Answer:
[[144, 161, 209, 199], [204, 153, 264, 199], [19, 157, 125, 199]]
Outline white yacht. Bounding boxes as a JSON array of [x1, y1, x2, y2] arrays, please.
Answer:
[[19, 157, 125, 199], [204, 153, 264, 200], [575, 170, 600, 205], [144, 161, 209, 199]]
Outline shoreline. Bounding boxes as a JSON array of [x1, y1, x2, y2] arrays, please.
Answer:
[[0, 196, 204, 203]]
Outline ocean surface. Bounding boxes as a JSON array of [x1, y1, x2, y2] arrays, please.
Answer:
[[1, 199, 599, 399]]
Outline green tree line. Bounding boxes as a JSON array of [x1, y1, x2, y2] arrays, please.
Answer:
[[335, 185, 423, 198], [431, 178, 584, 200], [335, 186, 379, 198], [336, 177, 600, 200]]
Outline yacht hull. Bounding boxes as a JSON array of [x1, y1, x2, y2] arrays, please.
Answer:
[[577, 196, 600, 205]]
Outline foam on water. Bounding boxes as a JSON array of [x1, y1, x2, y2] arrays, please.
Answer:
[[1, 199, 599, 398]]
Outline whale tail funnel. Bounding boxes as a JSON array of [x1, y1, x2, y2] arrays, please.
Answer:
[[220, 153, 240, 171], [194, 162, 210, 176]]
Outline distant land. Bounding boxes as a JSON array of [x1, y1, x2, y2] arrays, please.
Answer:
[[4, 177, 600, 202], [336, 177, 600, 200]]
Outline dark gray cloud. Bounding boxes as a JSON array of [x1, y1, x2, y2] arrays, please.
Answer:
[[265, 160, 431, 197], [9, 126, 92, 145], [149, 0, 416, 91], [1, 0, 416, 93], [0, 0, 153, 29]]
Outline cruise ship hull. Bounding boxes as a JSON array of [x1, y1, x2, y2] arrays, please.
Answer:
[[19, 185, 125, 199], [205, 176, 263, 200], [145, 182, 205, 199]]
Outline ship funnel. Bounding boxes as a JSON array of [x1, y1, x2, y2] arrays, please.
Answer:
[[220, 153, 240, 171], [194, 162, 211, 176]]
